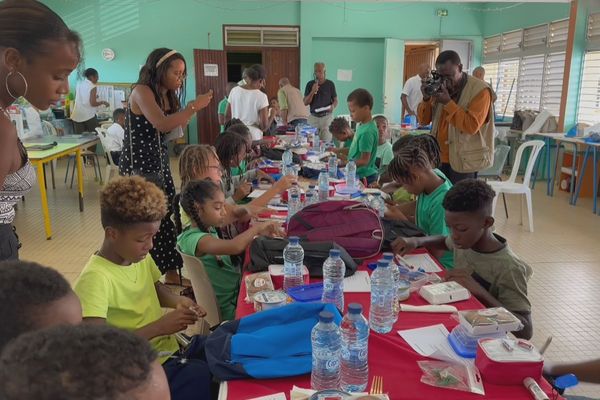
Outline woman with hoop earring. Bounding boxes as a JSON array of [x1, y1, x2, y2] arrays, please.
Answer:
[[0, 0, 82, 261]]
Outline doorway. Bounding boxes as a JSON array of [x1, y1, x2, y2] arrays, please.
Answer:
[[226, 51, 262, 84], [403, 42, 439, 83]]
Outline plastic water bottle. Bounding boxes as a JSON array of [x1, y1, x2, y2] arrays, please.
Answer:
[[346, 160, 357, 190], [282, 148, 293, 166], [311, 311, 341, 391], [283, 236, 304, 291], [304, 192, 315, 207], [369, 193, 385, 218], [288, 182, 300, 197], [318, 169, 329, 202], [340, 303, 369, 393], [287, 193, 300, 223], [306, 184, 316, 199], [382, 253, 400, 322], [285, 164, 297, 177], [369, 260, 395, 334], [320, 140, 327, 155], [328, 154, 338, 179], [321, 249, 346, 311]]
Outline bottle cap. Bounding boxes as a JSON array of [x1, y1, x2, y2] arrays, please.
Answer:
[[319, 311, 334, 323], [329, 249, 341, 257], [291, 194, 299, 198], [377, 260, 390, 268], [309, 185, 315, 189], [320, 168, 327, 173], [382, 252, 394, 261], [348, 303, 362, 314], [289, 236, 300, 244]]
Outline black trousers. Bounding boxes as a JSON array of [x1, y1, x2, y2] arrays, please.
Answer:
[[440, 163, 478, 184], [0, 224, 19, 261]]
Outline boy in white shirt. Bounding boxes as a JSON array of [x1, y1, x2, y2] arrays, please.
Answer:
[[105, 108, 125, 166]]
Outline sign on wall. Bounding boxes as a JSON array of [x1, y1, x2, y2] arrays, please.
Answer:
[[204, 64, 219, 77]]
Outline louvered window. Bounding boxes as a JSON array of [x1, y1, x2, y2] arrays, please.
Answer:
[[523, 24, 548, 50], [587, 12, 600, 50], [502, 30, 523, 55], [541, 52, 566, 117], [577, 51, 600, 125], [496, 59, 520, 118], [516, 55, 545, 111], [224, 26, 299, 47], [549, 19, 569, 49], [484, 35, 502, 62]]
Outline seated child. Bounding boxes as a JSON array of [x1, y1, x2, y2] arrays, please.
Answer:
[[374, 115, 393, 177], [392, 179, 533, 339], [105, 108, 126, 166], [0, 260, 82, 352], [224, 120, 268, 178], [74, 176, 213, 400], [329, 116, 353, 162], [176, 179, 281, 320], [215, 131, 294, 205], [0, 324, 169, 400], [386, 143, 454, 269], [346, 89, 379, 185]]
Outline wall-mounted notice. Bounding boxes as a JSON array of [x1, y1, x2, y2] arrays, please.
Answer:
[[337, 69, 353, 82], [204, 64, 219, 77]]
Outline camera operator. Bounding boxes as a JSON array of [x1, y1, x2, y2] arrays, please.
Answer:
[[417, 51, 495, 184]]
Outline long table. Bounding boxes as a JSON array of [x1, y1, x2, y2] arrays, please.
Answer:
[[24, 135, 99, 239], [222, 254, 558, 400]]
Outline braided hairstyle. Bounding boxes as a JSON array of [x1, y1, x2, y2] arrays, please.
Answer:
[[215, 131, 248, 192], [175, 179, 221, 234], [388, 143, 432, 184], [392, 134, 441, 169], [178, 144, 219, 189], [329, 116, 350, 136]]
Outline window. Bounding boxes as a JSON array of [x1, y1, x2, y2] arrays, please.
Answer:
[[224, 26, 299, 47], [577, 51, 600, 125], [496, 59, 520, 117], [516, 55, 545, 111], [542, 52, 566, 117], [483, 18, 567, 118]]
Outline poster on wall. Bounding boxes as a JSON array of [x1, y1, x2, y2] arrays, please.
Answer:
[[204, 64, 219, 77], [337, 69, 353, 82]]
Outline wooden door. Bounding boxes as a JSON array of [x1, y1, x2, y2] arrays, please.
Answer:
[[261, 47, 300, 100], [403, 45, 438, 83], [194, 49, 227, 145]]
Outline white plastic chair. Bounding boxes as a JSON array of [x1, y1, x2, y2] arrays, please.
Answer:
[[176, 247, 222, 332], [489, 140, 545, 232], [95, 127, 120, 186], [479, 144, 511, 218]]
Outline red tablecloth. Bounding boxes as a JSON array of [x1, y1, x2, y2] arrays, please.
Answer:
[[227, 252, 559, 400]]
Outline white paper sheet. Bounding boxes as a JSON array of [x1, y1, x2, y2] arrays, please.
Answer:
[[247, 189, 267, 199], [402, 253, 442, 273], [398, 324, 466, 364], [343, 271, 371, 292]]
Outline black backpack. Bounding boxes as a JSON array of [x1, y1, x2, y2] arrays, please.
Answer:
[[248, 237, 358, 277]]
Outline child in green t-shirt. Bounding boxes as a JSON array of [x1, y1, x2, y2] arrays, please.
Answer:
[[329, 117, 354, 164], [386, 142, 454, 269], [74, 176, 213, 399], [374, 115, 393, 177], [346, 89, 379, 184], [176, 179, 281, 320], [218, 82, 237, 132], [392, 180, 533, 339]]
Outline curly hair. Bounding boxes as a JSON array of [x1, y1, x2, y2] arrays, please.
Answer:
[[178, 144, 219, 188], [443, 179, 496, 214], [175, 179, 222, 234], [347, 88, 373, 109], [0, 260, 71, 352], [392, 134, 441, 169], [215, 131, 248, 191], [329, 116, 350, 135], [100, 176, 167, 228], [387, 143, 432, 184], [0, 324, 156, 400], [225, 119, 251, 139]]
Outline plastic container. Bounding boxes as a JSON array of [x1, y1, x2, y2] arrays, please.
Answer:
[[397, 266, 429, 293], [475, 338, 543, 385], [340, 303, 369, 393], [253, 290, 288, 312], [419, 281, 471, 305], [369, 260, 395, 334], [287, 282, 324, 303], [311, 311, 342, 391], [459, 307, 524, 336], [397, 279, 411, 301], [448, 324, 507, 358], [321, 249, 346, 311], [283, 237, 305, 291]]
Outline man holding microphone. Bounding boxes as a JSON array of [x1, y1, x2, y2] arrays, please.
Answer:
[[304, 62, 338, 142]]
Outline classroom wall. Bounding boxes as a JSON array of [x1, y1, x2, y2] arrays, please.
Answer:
[[481, 2, 571, 37], [45, 0, 484, 141]]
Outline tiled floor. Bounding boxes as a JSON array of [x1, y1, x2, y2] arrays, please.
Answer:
[[13, 158, 600, 398]]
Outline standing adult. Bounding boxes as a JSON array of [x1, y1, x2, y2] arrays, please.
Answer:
[[304, 62, 338, 142], [473, 66, 498, 103], [277, 77, 309, 128], [71, 68, 109, 134], [417, 51, 495, 184], [119, 48, 212, 284], [401, 63, 430, 117], [226, 64, 274, 141], [0, 0, 81, 261]]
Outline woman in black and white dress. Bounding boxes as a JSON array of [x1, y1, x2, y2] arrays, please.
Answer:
[[119, 47, 212, 284]]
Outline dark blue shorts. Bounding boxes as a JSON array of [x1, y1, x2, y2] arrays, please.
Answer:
[[162, 336, 213, 400]]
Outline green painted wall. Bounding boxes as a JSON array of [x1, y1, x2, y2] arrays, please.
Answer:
[[311, 38, 385, 116], [45, 0, 484, 142], [481, 2, 570, 37]]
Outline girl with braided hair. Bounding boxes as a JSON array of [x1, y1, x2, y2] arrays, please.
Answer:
[[386, 142, 454, 269], [176, 179, 281, 320]]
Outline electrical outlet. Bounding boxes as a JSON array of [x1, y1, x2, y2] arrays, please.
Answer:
[[437, 9, 448, 17]]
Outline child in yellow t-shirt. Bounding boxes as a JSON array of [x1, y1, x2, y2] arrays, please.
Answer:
[[74, 176, 213, 399]]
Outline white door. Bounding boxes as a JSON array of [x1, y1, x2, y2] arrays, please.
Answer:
[[383, 38, 405, 124], [440, 39, 473, 72]]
